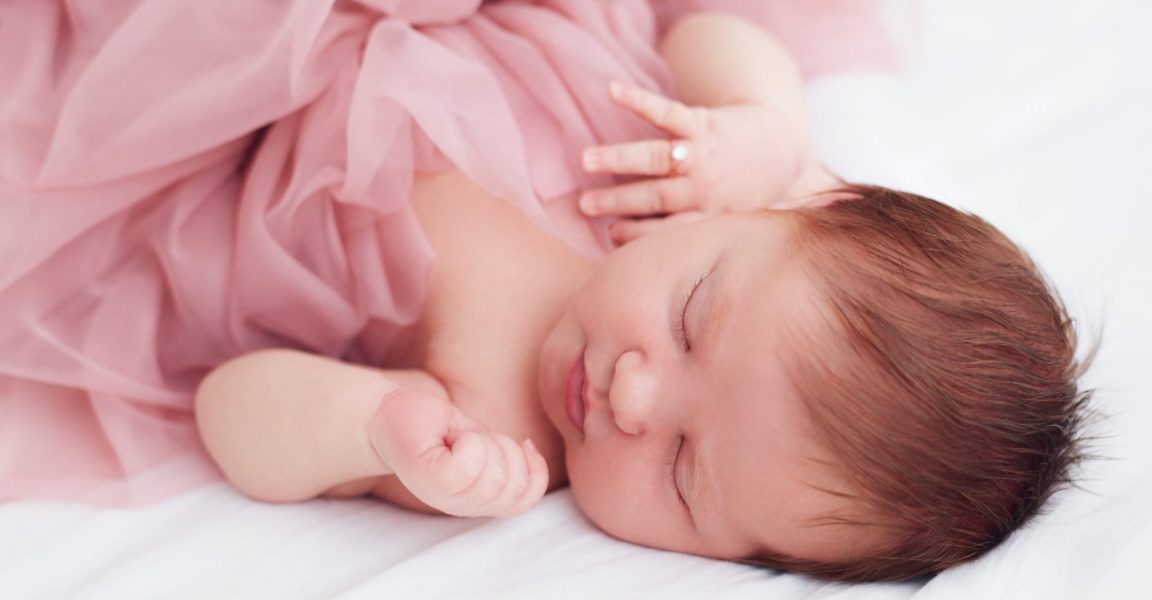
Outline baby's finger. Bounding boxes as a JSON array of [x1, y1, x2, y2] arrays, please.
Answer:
[[609, 211, 708, 245], [471, 434, 532, 516], [579, 177, 694, 218], [376, 427, 481, 516], [609, 81, 701, 138], [499, 439, 549, 517], [369, 390, 453, 475], [426, 433, 505, 516], [582, 139, 692, 177]]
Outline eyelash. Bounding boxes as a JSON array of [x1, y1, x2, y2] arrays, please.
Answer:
[[676, 274, 707, 351], [667, 435, 687, 507]]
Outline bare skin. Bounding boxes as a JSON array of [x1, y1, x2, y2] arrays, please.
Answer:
[[196, 170, 583, 512], [195, 13, 858, 559]]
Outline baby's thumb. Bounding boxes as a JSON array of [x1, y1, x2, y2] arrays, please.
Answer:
[[367, 389, 451, 475]]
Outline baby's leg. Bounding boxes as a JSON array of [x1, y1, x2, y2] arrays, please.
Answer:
[[195, 348, 446, 503]]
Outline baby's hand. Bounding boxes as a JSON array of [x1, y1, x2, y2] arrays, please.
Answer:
[[579, 82, 806, 244], [367, 390, 549, 518]]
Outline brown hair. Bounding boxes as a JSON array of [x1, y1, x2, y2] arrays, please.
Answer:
[[754, 184, 1094, 581]]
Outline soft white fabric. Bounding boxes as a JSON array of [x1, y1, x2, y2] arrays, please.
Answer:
[[2, 0, 1149, 597]]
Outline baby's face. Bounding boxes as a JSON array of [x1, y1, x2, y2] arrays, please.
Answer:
[[538, 212, 869, 564]]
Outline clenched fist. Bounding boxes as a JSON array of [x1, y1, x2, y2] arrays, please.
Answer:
[[367, 389, 549, 518]]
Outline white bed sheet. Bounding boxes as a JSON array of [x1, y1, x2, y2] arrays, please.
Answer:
[[2, 0, 1150, 597]]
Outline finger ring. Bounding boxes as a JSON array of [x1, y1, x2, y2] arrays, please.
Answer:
[[669, 141, 689, 176]]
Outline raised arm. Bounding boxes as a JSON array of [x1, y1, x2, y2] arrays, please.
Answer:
[[659, 12, 810, 146], [579, 13, 839, 242]]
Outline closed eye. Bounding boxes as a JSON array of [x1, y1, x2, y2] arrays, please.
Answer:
[[675, 273, 708, 351]]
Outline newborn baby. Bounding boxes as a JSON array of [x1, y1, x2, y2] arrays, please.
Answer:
[[195, 14, 1090, 582]]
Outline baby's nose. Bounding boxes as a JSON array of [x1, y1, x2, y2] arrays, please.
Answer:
[[607, 350, 657, 435]]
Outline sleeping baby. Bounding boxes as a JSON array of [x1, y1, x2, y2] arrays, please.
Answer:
[[194, 13, 1091, 581]]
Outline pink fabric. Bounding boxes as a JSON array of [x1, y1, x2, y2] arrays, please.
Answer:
[[652, 0, 912, 76], [0, 0, 910, 505]]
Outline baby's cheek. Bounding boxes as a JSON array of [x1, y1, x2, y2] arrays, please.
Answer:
[[567, 454, 669, 547], [567, 454, 623, 529]]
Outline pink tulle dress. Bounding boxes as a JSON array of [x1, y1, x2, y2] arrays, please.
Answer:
[[0, 0, 909, 505]]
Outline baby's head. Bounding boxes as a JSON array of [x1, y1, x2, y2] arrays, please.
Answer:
[[537, 184, 1091, 581]]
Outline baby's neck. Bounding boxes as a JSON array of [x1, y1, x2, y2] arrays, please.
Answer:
[[398, 169, 593, 488]]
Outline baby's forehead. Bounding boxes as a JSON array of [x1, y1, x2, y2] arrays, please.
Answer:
[[708, 239, 823, 363]]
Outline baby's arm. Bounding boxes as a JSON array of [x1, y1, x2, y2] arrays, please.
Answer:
[[660, 12, 811, 149], [196, 349, 419, 502], [580, 13, 839, 240], [195, 349, 547, 516], [663, 12, 839, 198]]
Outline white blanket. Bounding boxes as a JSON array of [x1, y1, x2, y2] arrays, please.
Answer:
[[3, 0, 1149, 597]]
